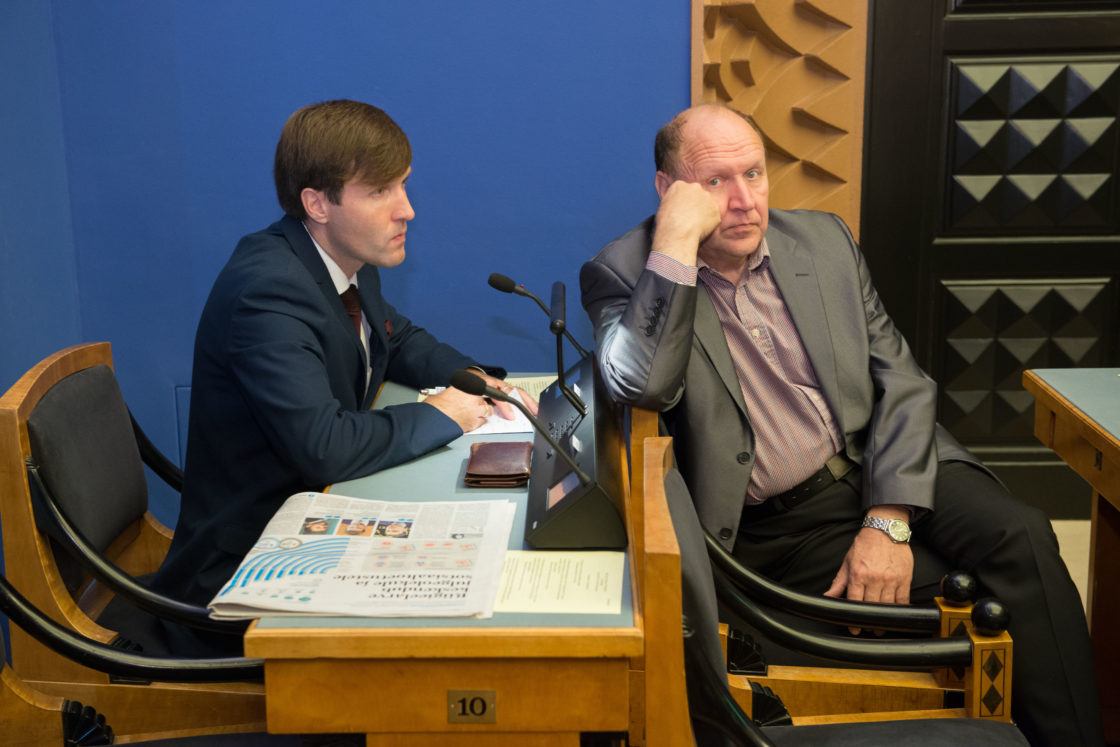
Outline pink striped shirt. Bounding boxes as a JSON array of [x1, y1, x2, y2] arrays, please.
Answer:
[[647, 244, 843, 502]]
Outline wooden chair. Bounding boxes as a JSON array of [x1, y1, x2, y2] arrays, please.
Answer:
[[0, 342, 265, 741], [0, 554, 264, 744], [625, 407, 1018, 732], [1, 655, 114, 746], [636, 431, 1026, 745], [610, 405, 692, 746]]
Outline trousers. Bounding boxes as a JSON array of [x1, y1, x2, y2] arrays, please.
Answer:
[[731, 460, 1103, 747]]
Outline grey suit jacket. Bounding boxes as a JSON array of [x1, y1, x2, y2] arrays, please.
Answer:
[[580, 209, 978, 550]]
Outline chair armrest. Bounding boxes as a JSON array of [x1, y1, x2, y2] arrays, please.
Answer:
[[0, 573, 261, 682], [129, 412, 183, 492], [705, 530, 945, 634], [27, 462, 243, 634], [713, 569, 974, 668]]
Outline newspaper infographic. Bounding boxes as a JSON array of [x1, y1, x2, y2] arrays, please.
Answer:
[[207, 492, 516, 619]]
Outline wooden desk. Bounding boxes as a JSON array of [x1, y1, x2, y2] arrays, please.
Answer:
[[1022, 368, 1120, 742], [243, 382, 683, 745]]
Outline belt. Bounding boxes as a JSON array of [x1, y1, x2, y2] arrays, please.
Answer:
[[743, 452, 858, 519]]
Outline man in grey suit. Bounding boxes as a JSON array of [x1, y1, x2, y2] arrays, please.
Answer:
[[580, 104, 1102, 746]]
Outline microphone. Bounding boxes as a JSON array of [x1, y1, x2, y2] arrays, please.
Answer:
[[488, 273, 549, 313], [488, 273, 590, 358], [548, 281, 567, 337], [548, 283, 587, 415], [449, 369, 591, 486]]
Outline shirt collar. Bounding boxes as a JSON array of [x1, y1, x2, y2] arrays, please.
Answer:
[[303, 222, 358, 294], [698, 237, 771, 286]]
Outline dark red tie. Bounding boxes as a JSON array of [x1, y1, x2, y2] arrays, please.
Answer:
[[340, 285, 362, 334]]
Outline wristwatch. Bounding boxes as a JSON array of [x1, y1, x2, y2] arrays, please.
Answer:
[[862, 515, 911, 543]]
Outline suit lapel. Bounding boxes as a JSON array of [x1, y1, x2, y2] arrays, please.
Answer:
[[356, 267, 390, 409], [766, 225, 842, 416], [281, 216, 357, 338], [280, 216, 369, 401], [693, 288, 750, 418], [357, 266, 390, 359]]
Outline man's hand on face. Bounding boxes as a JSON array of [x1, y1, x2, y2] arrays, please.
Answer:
[[424, 386, 494, 433], [652, 180, 721, 266], [823, 505, 914, 635]]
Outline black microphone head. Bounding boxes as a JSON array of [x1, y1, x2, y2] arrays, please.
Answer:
[[449, 369, 488, 396], [488, 273, 517, 293]]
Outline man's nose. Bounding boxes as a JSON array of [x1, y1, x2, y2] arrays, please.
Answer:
[[396, 191, 416, 221], [727, 176, 754, 211]]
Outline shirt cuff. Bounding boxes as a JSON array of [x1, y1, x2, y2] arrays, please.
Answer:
[[646, 251, 698, 286]]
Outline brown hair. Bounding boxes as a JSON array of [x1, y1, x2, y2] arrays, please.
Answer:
[[654, 104, 763, 177], [274, 99, 411, 218]]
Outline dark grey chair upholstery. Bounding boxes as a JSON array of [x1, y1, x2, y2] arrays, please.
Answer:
[[27, 364, 152, 590], [24, 361, 244, 649]]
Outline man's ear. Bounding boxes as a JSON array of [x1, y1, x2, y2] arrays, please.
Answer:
[[654, 171, 673, 200], [301, 188, 329, 224]]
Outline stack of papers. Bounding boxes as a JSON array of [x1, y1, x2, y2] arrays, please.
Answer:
[[208, 491, 515, 619]]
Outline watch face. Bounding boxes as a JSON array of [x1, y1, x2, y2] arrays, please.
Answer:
[[888, 520, 911, 542]]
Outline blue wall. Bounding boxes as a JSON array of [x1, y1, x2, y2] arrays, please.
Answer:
[[1, 1, 690, 529], [1, 2, 83, 375]]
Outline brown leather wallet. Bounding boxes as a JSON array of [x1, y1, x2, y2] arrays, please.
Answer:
[[464, 441, 533, 487]]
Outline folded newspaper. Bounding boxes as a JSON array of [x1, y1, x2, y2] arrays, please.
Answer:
[[207, 491, 516, 619]]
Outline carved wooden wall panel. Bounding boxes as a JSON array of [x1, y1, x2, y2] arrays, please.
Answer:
[[947, 57, 1120, 235], [860, 2, 1120, 522], [938, 277, 1114, 443], [691, 0, 869, 237]]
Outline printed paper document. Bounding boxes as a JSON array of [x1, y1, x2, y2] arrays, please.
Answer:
[[208, 491, 515, 619], [494, 550, 625, 614]]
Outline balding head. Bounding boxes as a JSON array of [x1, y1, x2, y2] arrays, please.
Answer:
[[654, 104, 763, 178]]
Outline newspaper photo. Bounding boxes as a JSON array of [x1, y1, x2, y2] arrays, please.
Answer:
[[207, 491, 516, 619]]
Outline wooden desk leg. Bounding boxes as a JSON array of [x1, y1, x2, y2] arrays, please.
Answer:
[[1090, 491, 1120, 743]]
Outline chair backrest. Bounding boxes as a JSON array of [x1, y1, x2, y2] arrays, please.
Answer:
[[27, 362, 149, 559], [0, 342, 159, 680]]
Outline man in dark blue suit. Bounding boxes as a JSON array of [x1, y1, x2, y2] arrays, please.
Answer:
[[151, 100, 531, 653]]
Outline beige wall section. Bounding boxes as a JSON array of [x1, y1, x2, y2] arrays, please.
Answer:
[[691, 0, 868, 239]]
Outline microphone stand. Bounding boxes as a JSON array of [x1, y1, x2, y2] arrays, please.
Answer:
[[549, 281, 587, 416]]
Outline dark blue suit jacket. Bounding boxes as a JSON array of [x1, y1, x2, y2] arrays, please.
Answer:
[[153, 215, 486, 609]]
